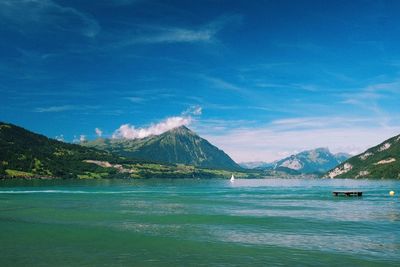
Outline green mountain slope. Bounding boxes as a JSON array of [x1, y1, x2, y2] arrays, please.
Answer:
[[84, 126, 240, 170], [0, 122, 257, 179], [0, 122, 122, 179], [325, 134, 400, 179], [263, 148, 350, 174]]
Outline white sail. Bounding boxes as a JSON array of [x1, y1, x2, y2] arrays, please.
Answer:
[[230, 174, 235, 182]]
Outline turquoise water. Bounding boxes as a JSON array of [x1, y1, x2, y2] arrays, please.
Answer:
[[0, 178, 399, 266]]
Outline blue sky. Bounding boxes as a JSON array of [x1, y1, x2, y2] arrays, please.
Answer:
[[1, 0, 400, 162]]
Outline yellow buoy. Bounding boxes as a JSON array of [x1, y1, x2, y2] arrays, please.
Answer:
[[389, 191, 395, 196]]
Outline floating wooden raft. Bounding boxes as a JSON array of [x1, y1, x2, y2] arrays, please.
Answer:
[[332, 191, 362, 197]]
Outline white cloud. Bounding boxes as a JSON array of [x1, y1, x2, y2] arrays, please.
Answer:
[[55, 134, 64, 141], [95, 128, 103, 137], [113, 116, 192, 139], [200, 116, 400, 162], [205, 127, 400, 163], [72, 134, 86, 143], [112, 106, 202, 139]]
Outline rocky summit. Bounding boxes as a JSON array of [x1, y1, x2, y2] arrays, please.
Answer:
[[267, 148, 350, 174]]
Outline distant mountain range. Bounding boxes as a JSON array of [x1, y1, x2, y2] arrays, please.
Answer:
[[241, 148, 351, 174], [239, 161, 273, 169], [2, 121, 398, 179], [84, 126, 240, 171], [272, 148, 350, 174], [325, 134, 400, 179]]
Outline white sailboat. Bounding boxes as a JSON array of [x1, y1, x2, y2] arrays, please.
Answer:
[[230, 174, 235, 182]]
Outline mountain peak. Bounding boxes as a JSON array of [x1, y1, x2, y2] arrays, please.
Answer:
[[270, 147, 350, 174], [167, 125, 194, 135], [85, 125, 240, 170], [314, 147, 330, 153]]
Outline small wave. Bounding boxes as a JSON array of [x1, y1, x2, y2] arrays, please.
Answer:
[[0, 190, 147, 194], [0, 189, 235, 195]]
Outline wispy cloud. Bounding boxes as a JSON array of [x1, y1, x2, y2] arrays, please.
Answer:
[[201, 75, 247, 94], [34, 105, 76, 113], [255, 82, 323, 92], [0, 0, 100, 37], [364, 80, 400, 94], [99, 0, 141, 6], [125, 97, 145, 103], [339, 79, 400, 116], [124, 90, 175, 104], [183, 105, 202, 116], [130, 27, 216, 44], [34, 105, 98, 113], [341, 81, 399, 104], [193, 118, 257, 132], [269, 116, 374, 130], [109, 15, 240, 47]]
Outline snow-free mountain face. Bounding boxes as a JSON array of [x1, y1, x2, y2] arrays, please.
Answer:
[[84, 126, 241, 171], [239, 161, 273, 169], [266, 148, 351, 174], [325, 134, 400, 179], [0, 122, 250, 179]]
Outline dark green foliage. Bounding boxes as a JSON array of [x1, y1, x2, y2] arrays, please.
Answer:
[[325, 134, 400, 179], [0, 122, 121, 179], [0, 163, 5, 175], [85, 126, 241, 171], [125, 163, 262, 179]]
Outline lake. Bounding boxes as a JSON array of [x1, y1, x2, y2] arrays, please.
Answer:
[[0, 178, 399, 266]]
